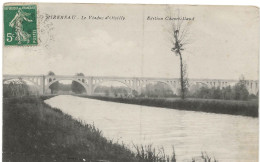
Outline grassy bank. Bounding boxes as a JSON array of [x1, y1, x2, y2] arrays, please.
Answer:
[[78, 95, 258, 117], [3, 96, 139, 162], [3, 96, 219, 162]]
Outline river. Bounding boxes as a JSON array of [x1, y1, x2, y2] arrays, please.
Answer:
[[45, 95, 258, 162]]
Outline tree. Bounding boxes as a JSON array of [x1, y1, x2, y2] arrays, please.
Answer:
[[48, 71, 55, 76], [182, 62, 189, 98], [168, 9, 192, 99], [221, 86, 232, 100], [48, 71, 59, 94], [232, 75, 249, 100], [71, 73, 86, 94], [105, 89, 109, 96], [191, 75, 249, 101]]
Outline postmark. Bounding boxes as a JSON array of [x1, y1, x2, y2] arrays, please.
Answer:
[[4, 5, 38, 46]]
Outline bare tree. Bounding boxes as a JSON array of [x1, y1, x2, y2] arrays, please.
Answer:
[[182, 62, 189, 98], [167, 8, 192, 99]]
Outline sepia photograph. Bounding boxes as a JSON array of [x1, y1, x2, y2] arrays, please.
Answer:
[[2, 2, 259, 162]]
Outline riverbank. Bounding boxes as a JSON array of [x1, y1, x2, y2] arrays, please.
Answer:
[[3, 96, 141, 162], [5, 96, 214, 162], [77, 95, 258, 117]]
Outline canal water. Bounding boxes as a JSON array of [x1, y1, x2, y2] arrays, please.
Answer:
[[45, 95, 258, 162]]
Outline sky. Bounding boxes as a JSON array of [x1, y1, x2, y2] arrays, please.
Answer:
[[3, 3, 259, 80]]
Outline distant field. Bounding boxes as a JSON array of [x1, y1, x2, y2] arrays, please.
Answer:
[[78, 95, 258, 117]]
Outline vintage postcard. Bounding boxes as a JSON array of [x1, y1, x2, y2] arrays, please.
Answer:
[[2, 3, 259, 162]]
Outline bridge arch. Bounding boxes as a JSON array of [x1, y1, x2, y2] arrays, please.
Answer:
[[92, 79, 134, 94], [189, 81, 209, 87], [139, 80, 178, 95], [46, 78, 88, 94]]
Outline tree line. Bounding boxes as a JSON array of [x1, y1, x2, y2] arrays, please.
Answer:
[[139, 82, 176, 98], [189, 77, 257, 101], [95, 86, 129, 97], [3, 79, 31, 98]]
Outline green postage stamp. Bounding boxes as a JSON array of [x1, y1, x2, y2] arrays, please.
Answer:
[[4, 4, 37, 46]]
